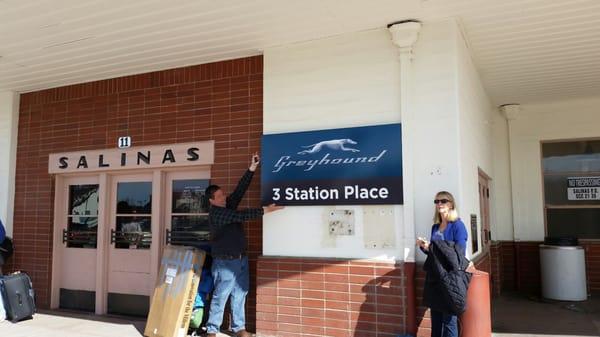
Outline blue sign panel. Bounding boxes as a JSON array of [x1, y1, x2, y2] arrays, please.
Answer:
[[261, 123, 403, 205]]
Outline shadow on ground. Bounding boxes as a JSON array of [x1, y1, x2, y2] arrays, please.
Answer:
[[39, 309, 147, 334], [492, 291, 600, 336]]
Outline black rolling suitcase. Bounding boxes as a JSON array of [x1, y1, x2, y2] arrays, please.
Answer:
[[0, 272, 36, 322]]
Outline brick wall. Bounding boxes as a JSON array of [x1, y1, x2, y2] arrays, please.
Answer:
[[13, 56, 264, 328], [494, 241, 540, 295], [415, 267, 429, 337], [494, 240, 600, 295], [498, 241, 516, 292], [489, 241, 502, 296], [582, 242, 600, 291], [256, 257, 407, 337]]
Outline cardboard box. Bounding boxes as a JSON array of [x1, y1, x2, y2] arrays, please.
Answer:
[[144, 246, 205, 337]]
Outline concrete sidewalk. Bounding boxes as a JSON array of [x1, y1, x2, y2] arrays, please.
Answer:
[[492, 291, 600, 337], [2, 291, 599, 337], [0, 310, 230, 337], [0, 310, 145, 337]]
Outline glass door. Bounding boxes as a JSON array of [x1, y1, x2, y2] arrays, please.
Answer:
[[58, 176, 99, 312], [107, 174, 153, 316]]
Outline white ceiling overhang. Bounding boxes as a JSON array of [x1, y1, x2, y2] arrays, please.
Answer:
[[1, 0, 599, 104]]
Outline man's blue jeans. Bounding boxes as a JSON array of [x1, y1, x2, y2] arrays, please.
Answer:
[[206, 256, 249, 334], [431, 310, 458, 337]]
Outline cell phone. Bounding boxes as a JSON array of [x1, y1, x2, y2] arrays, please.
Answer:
[[418, 237, 429, 244]]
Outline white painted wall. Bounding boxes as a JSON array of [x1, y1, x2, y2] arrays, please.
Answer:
[[263, 29, 403, 260], [410, 20, 462, 262], [263, 20, 481, 261], [0, 91, 19, 235], [506, 96, 600, 241], [455, 27, 495, 257], [408, 18, 496, 260], [492, 111, 514, 241]]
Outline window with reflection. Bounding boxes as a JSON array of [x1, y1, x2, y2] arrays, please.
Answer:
[[170, 179, 210, 245], [542, 139, 600, 239], [67, 184, 99, 248], [115, 182, 152, 249]]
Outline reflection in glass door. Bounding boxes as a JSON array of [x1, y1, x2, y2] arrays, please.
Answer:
[[67, 184, 99, 248], [114, 182, 152, 249], [166, 171, 210, 247], [107, 174, 153, 317]]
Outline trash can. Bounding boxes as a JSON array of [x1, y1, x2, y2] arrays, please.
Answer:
[[460, 270, 491, 337], [539, 237, 587, 301]]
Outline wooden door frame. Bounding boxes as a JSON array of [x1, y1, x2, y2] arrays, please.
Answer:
[[478, 168, 492, 254]]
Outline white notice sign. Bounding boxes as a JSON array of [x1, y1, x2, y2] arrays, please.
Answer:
[[567, 176, 600, 200]]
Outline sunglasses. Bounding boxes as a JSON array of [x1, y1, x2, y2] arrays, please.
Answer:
[[434, 199, 450, 204]]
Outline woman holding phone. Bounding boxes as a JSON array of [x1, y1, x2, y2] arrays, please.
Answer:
[[417, 191, 468, 337]]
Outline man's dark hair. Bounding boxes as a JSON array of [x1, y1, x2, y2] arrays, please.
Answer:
[[205, 185, 221, 201]]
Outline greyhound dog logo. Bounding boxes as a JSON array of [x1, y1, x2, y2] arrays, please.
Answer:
[[297, 138, 360, 155]]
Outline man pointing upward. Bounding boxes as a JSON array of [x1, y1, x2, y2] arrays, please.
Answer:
[[205, 153, 283, 337]]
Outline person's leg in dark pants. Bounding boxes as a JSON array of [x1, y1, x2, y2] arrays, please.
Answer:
[[230, 256, 249, 333], [441, 312, 458, 337], [431, 310, 442, 337], [431, 310, 458, 337]]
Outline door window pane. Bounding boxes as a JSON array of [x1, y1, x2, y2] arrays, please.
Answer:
[[172, 179, 209, 213], [67, 217, 98, 248], [544, 174, 600, 206], [542, 139, 600, 239], [547, 208, 600, 239], [115, 181, 152, 250], [172, 215, 209, 232], [67, 184, 99, 248], [115, 216, 151, 249], [170, 179, 210, 246], [69, 185, 99, 215], [542, 141, 600, 173], [170, 215, 210, 244], [117, 182, 152, 214]]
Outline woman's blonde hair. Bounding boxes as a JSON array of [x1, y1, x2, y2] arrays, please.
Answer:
[[432, 191, 459, 224]]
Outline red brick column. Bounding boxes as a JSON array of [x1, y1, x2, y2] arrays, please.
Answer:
[[415, 266, 430, 337], [490, 241, 503, 296], [256, 256, 406, 337], [581, 242, 600, 291]]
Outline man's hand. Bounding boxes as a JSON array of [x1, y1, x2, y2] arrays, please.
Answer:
[[249, 152, 260, 172], [264, 203, 284, 213]]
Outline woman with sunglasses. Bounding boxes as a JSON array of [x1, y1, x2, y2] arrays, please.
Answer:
[[416, 191, 468, 337]]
